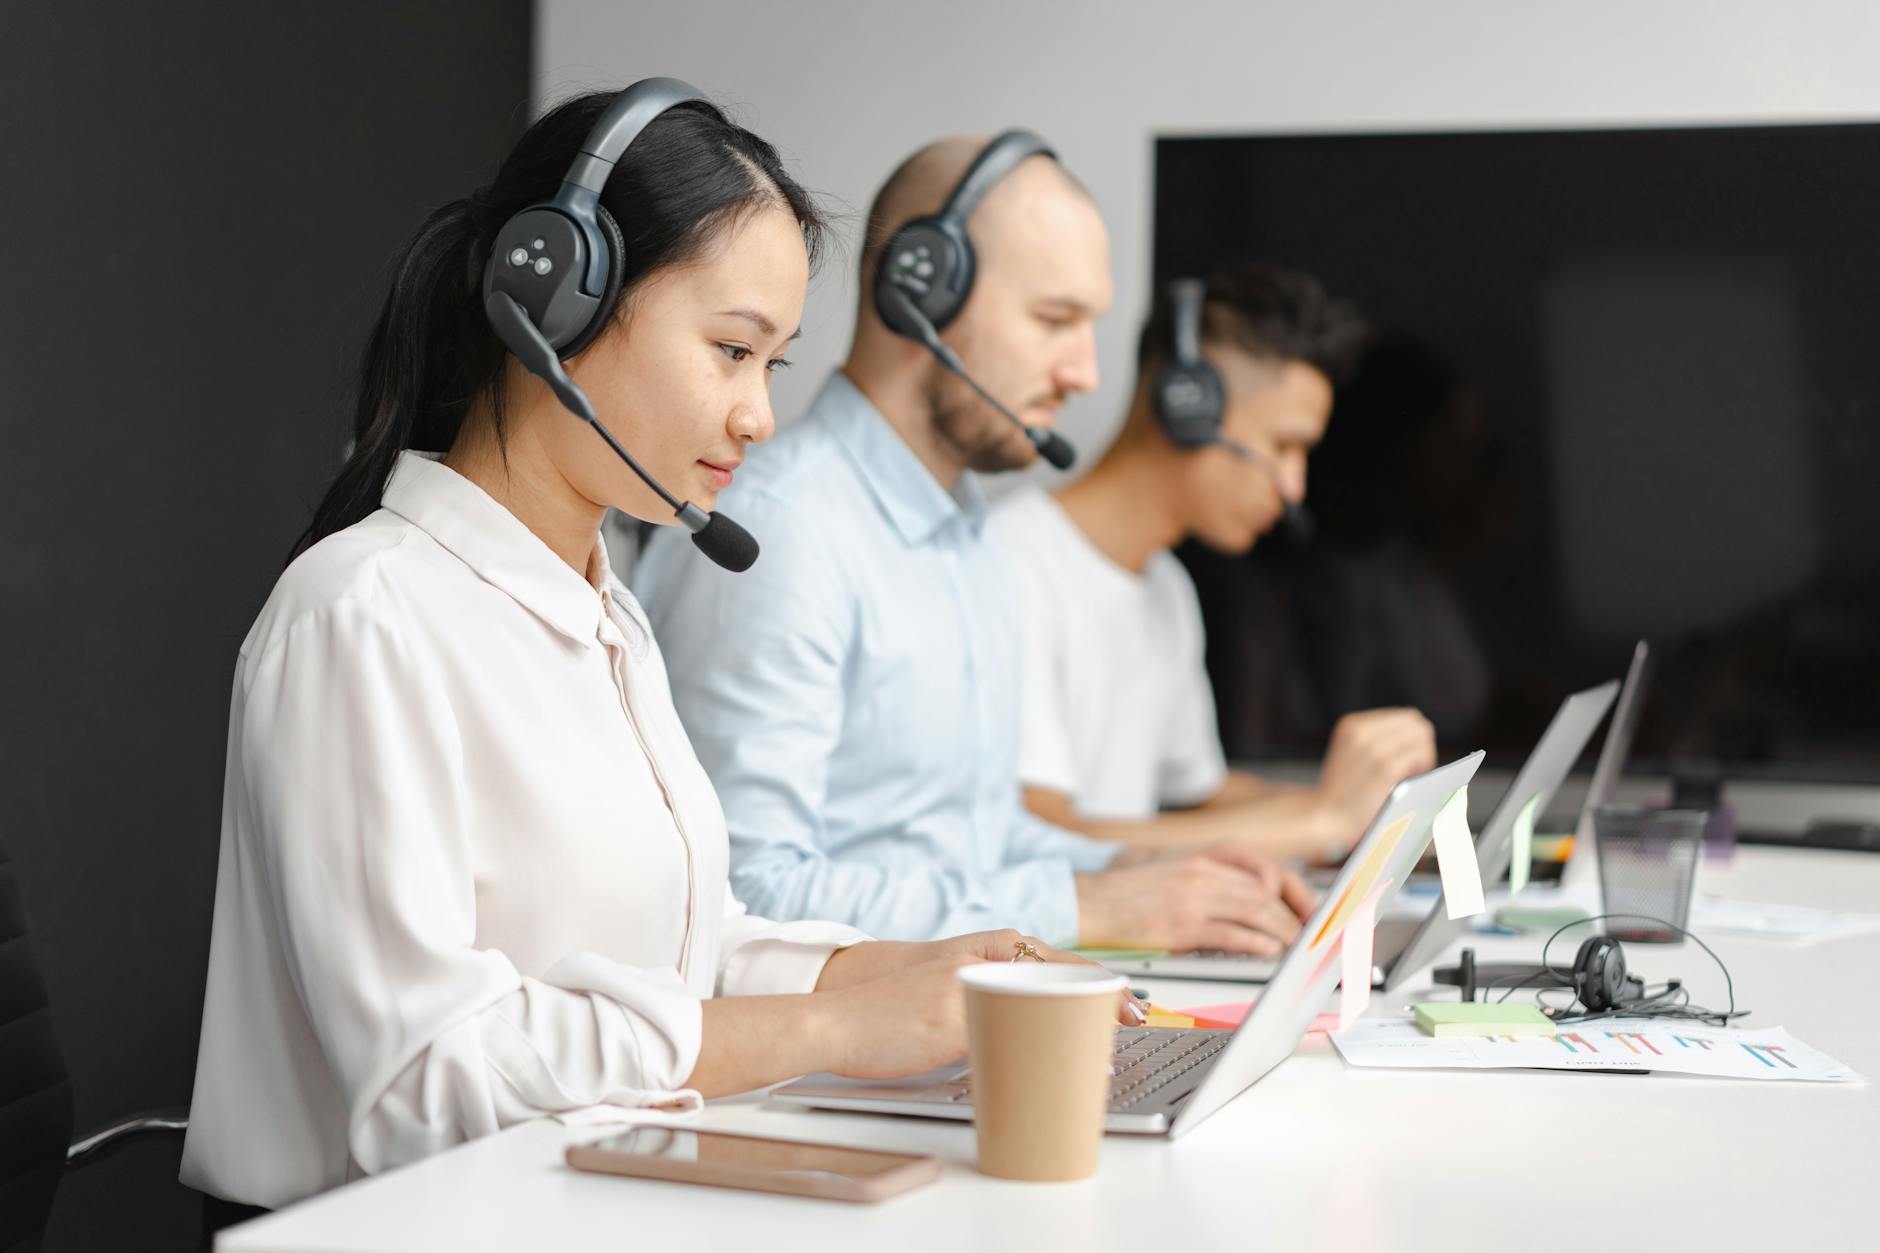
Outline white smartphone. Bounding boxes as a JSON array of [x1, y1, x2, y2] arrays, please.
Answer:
[[565, 1126, 942, 1203]]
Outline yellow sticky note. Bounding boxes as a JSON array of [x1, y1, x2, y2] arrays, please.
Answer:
[[1144, 1008, 1196, 1029], [1431, 786, 1485, 920], [1311, 813, 1414, 948], [1509, 794, 1541, 896]]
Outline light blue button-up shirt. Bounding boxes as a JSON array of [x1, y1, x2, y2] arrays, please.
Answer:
[[633, 372, 1117, 945]]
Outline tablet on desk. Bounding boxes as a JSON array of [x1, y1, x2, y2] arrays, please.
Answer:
[[566, 1127, 942, 1203]]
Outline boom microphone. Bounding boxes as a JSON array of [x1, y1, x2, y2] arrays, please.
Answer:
[[484, 290, 759, 572], [1214, 436, 1315, 544], [879, 286, 1077, 471]]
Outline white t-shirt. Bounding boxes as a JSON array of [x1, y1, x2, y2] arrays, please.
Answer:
[[989, 485, 1227, 820]]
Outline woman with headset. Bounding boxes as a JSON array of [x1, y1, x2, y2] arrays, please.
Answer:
[[181, 84, 1129, 1215]]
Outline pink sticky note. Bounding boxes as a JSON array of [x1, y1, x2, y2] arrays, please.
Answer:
[[1180, 1002, 1252, 1028], [1338, 886, 1386, 1031], [1175, 1002, 1343, 1034]]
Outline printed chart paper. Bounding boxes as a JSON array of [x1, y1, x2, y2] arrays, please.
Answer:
[[1331, 1017, 1860, 1083]]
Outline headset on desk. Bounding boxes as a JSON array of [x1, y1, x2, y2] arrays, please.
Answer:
[[1468, 914, 1751, 1027]]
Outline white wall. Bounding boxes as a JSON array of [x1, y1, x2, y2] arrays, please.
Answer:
[[536, 0, 1880, 465]]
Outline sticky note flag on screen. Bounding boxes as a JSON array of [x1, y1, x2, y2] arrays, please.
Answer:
[[1509, 794, 1542, 896], [1431, 786, 1485, 920]]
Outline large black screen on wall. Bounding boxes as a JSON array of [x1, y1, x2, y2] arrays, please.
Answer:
[[1156, 123, 1880, 784]]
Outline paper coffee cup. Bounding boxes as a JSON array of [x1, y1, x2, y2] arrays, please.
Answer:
[[958, 963, 1126, 1182]]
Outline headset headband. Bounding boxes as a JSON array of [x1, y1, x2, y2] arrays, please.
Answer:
[[1170, 277, 1207, 366], [938, 129, 1056, 227], [553, 77, 704, 295]]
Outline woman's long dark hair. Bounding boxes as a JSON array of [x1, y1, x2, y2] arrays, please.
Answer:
[[291, 91, 825, 559]]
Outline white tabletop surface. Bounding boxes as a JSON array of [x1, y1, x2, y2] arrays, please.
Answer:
[[220, 847, 1880, 1252]]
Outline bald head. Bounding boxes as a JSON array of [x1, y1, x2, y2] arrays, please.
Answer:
[[858, 134, 1093, 297], [845, 133, 1111, 485]]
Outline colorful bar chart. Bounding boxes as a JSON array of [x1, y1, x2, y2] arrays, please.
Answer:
[[1741, 1043, 1798, 1069], [1332, 1018, 1858, 1082]]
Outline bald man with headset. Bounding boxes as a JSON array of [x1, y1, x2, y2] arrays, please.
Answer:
[[634, 133, 1313, 956]]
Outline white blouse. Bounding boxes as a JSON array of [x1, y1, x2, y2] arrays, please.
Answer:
[[181, 452, 865, 1209]]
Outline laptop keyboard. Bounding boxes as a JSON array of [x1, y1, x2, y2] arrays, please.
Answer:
[[1108, 1028, 1231, 1108], [912, 1028, 1231, 1112]]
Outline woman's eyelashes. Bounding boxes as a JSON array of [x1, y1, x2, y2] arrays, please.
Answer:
[[716, 342, 792, 373]]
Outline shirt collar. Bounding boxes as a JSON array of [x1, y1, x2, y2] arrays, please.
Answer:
[[381, 451, 608, 645], [815, 371, 988, 546]]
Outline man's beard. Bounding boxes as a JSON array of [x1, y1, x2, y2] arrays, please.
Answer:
[[926, 368, 1038, 474]]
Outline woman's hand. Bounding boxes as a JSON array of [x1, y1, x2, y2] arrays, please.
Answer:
[[817, 929, 1086, 989], [932, 930, 1148, 1023], [819, 955, 980, 1080], [925, 927, 1082, 966], [816, 929, 1146, 1067]]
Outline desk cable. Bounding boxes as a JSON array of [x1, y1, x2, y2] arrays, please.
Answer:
[[1476, 913, 1751, 1028]]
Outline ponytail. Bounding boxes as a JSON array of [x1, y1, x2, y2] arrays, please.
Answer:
[[291, 199, 500, 558], [291, 89, 826, 563]]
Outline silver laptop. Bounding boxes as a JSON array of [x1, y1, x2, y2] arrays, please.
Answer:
[[773, 752, 1483, 1139], [1562, 641, 1652, 890], [1380, 677, 1619, 990], [1096, 680, 1622, 988]]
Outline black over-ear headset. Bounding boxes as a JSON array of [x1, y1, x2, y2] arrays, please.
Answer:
[[1568, 935, 1638, 1012], [871, 130, 1077, 471], [1449, 913, 1746, 1026], [1151, 276, 1314, 542], [480, 77, 758, 572], [1152, 278, 1230, 450]]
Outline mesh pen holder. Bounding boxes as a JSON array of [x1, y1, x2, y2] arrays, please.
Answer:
[[1593, 805, 1706, 943]]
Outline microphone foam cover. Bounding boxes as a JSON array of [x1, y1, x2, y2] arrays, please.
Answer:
[[692, 510, 760, 573], [1282, 503, 1316, 544], [1034, 429, 1077, 471]]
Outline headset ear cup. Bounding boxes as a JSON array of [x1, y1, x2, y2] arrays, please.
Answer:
[[558, 204, 627, 360], [1571, 936, 1628, 1012], [1154, 361, 1227, 449], [1604, 939, 1631, 1008], [1571, 937, 1602, 1010], [874, 217, 975, 339]]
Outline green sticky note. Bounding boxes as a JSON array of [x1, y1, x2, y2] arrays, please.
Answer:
[[1496, 904, 1590, 932], [1509, 794, 1541, 896], [1073, 947, 1170, 961], [1414, 1002, 1557, 1038]]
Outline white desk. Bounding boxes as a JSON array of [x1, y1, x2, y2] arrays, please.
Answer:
[[221, 848, 1880, 1252]]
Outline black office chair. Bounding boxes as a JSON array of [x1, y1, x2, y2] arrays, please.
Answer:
[[0, 839, 189, 1253]]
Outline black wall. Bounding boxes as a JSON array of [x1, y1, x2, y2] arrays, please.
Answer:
[[0, 6, 532, 1247], [1154, 127, 1880, 781]]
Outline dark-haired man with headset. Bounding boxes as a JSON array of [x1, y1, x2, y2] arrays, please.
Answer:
[[635, 136, 1314, 958], [990, 264, 1437, 864]]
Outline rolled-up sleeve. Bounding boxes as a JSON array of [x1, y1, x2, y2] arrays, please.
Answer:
[[716, 887, 869, 998], [240, 600, 708, 1175]]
